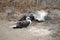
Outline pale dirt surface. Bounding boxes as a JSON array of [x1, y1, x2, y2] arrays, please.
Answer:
[[0, 0, 60, 40], [0, 19, 60, 40]]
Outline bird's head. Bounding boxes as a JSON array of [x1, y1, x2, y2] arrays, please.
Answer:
[[26, 17, 31, 22]]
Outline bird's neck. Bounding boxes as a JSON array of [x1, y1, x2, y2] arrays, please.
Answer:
[[26, 20, 31, 22]]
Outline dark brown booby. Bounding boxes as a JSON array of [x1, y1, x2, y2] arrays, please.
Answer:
[[13, 17, 31, 29]]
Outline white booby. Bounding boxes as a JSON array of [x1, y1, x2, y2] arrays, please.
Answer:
[[13, 17, 31, 29], [33, 10, 48, 22]]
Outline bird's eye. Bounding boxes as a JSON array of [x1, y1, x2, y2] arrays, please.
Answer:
[[28, 18, 30, 19]]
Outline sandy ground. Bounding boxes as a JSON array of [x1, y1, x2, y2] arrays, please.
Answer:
[[0, 20, 60, 40]]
